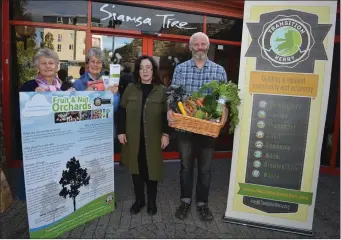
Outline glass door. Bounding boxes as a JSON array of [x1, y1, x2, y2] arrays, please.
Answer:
[[152, 40, 192, 87], [152, 39, 192, 152], [208, 44, 241, 151], [92, 34, 143, 74], [93, 34, 143, 154]]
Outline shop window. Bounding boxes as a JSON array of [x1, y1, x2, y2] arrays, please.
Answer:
[[208, 44, 241, 151], [91, 2, 203, 36], [94, 34, 142, 153], [152, 40, 192, 152], [208, 44, 241, 84], [153, 40, 191, 87], [320, 43, 340, 166], [206, 16, 243, 42], [9, 0, 88, 25], [9, 26, 86, 160], [68, 17, 74, 25], [57, 17, 63, 24]]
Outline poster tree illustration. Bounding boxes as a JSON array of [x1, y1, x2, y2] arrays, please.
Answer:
[[59, 157, 91, 212]]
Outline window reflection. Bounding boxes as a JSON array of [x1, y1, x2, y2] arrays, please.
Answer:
[[208, 44, 241, 151], [208, 44, 241, 84], [206, 16, 243, 42], [95, 35, 142, 154], [10, 26, 86, 160], [10, 0, 88, 24], [95, 35, 142, 74], [153, 40, 192, 87]]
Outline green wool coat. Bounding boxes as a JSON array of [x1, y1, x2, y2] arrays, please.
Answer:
[[120, 83, 168, 181]]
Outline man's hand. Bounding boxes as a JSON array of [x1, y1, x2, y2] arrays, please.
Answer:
[[167, 109, 175, 124], [118, 134, 127, 145]]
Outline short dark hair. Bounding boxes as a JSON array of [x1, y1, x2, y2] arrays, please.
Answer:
[[133, 55, 163, 85]]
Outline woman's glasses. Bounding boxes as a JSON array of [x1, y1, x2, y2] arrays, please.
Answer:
[[89, 60, 102, 65], [139, 67, 153, 72]]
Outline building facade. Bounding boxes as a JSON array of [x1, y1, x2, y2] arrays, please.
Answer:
[[1, 0, 340, 175]]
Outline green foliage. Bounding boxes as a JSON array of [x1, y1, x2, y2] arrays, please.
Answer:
[[17, 36, 39, 85], [41, 32, 55, 50], [200, 81, 241, 134]]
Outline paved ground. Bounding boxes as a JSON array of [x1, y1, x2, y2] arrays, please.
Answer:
[[1, 159, 340, 239]]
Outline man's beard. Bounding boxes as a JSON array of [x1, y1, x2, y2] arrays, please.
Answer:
[[192, 50, 208, 60]]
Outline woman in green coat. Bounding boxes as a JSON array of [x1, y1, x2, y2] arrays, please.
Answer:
[[117, 56, 170, 215]]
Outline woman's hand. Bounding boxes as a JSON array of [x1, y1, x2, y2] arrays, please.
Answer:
[[35, 87, 46, 92], [161, 134, 169, 149], [108, 84, 119, 94], [118, 134, 127, 145]]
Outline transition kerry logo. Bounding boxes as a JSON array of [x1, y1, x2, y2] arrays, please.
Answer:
[[259, 15, 314, 68], [245, 10, 331, 73]]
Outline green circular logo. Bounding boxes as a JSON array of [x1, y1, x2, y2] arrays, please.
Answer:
[[270, 26, 302, 57]]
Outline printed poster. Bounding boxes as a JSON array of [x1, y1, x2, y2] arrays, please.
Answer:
[[224, 1, 337, 234], [20, 91, 115, 239]]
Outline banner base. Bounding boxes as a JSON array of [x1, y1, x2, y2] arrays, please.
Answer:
[[223, 216, 313, 237]]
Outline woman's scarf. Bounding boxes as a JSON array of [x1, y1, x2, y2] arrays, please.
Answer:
[[35, 73, 62, 91]]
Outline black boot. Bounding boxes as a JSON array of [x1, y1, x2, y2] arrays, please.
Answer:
[[130, 174, 145, 214], [130, 200, 146, 214], [146, 180, 158, 215]]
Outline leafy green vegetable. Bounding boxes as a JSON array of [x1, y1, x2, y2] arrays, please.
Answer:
[[199, 81, 241, 133]]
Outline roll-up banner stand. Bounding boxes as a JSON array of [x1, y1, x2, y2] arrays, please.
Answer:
[[224, 0, 338, 236]]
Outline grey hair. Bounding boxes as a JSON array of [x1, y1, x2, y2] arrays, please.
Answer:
[[33, 48, 60, 67], [189, 32, 210, 46], [86, 47, 105, 64]]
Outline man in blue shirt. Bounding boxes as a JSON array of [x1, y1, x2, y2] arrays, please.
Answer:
[[167, 32, 228, 222]]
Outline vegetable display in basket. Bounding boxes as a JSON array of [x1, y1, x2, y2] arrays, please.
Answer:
[[166, 81, 241, 134], [166, 85, 186, 113], [198, 81, 241, 133]]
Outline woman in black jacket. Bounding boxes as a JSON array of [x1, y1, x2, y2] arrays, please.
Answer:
[[20, 48, 73, 92]]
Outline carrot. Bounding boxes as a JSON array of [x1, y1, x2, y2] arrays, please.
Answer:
[[196, 99, 204, 107]]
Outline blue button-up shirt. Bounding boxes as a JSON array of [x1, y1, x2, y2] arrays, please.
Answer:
[[170, 58, 228, 96]]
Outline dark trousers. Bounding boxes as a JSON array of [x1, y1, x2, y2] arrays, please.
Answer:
[[132, 174, 158, 202], [177, 132, 216, 204]]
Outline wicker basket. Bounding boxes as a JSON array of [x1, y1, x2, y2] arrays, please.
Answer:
[[169, 107, 227, 138]]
